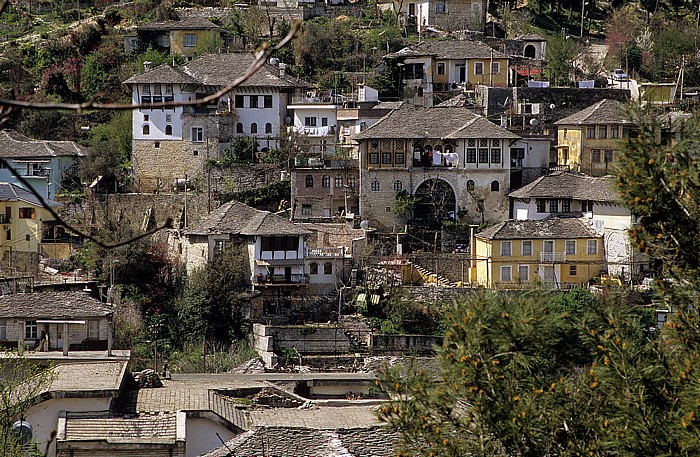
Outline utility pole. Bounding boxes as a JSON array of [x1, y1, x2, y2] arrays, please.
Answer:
[[580, 0, 587, 39]]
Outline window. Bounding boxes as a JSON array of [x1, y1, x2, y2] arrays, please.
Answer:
[[143, 114, 149, 121], [394, 152, 405, 164], [394, 180, 403, 192], [25, 320, 37, 340], [611, 126, 619, 138], [153, 85, 161, 96], [0, 320, 5, 340], [478, 148, 489, 163], [510, 148, 525, 167], [382, 153, 392, 164], [249, 96, 259, 108], [301, 204, 312, 216], [587, 126, 595, 138], [19, 208, 35, 219], [582, 200, 593, 212], [536, 199, 546, 213], [500, 265, 512, 282], [251, 123, 258, 134], [522, 240, 532, 256], [265, 123, 273, 134], [491, 180, 500, 191], [324, 262, 333, 274], [310, 262, 318, 274], [563, 128, 568, 138], [436, 0, 446, 12], [142, 125, 150, 135], [305, 117, 317, 127], [347, 176, 355, 188], [592, 149, 601, 163], [305, 175, 314, 187], [599, 125, 607, 139], [142, 85, 150, 95], [562, 199, 571, 212], [604, 150, 614, 163], [321, 117, 328, 127], [154, 141, 160, 149], [165, 114, 172, 122], [235, 95, 244, 108], [5, 229, 10, 240], [261, 236, 300, 252], [474, 62, 484, 75], [518, 265, 529, 281], [467, 148, 477, 163], [587, 239, 598, 255], [25, 234, 29, 242], [165, 125, 172, 135], [335, 175, 343, 188], [500, 241, 512, 256], [437, 62, 446, 75], [491, 149, 501, 163], [165, 84, 173, 96], [565, 240, 576, 255], [191, 127, 204, 143], [88, 320, 99, 339], [264, 95, 272, 108], [491, 62, 500, 74], [237, 122, 244, 133], [193, 150, 198, 156], [570, 265, 577, 276], [371, 180, 380, 191], [549, 199, 558, 213], [466, 180, 475, 191], [184, 33, 197, 47], [322, 175, 330, 188]]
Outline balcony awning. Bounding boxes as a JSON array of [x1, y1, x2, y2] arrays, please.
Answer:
[[256, 259, 305, 266]]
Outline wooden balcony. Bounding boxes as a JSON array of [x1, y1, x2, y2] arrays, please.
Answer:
[[539, 252, 566, 263]]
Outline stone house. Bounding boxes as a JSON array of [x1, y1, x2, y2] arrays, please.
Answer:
[[554, 99, 635, 176], [0, 291, 113, 354], [290, 159, 359, 219], [388, 40, 510, 107], [123, 53, 304, 192], [0, 130, 84, 200], [509, 170, 643, 279], [354, 106, 523, 230], [377, 0, 486, 34], [473, 218, 606, 289], [288, 91, 339, 156]]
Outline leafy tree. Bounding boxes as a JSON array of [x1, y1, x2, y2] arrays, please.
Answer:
[[544, 31, 580, 86], [80, 110, 132, 191]]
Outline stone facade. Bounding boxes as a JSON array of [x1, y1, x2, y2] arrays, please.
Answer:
[[291, 164, 359, 219]]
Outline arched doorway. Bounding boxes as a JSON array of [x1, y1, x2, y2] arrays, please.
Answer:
[[523, 44, 536, 58], [414, 179, 456, 224]]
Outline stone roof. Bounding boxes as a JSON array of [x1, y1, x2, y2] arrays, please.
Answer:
[[0, 291, 112, 319], [49, 361, 127, 393], [185, 200, 311, 237], [59, 412, 179, 444], [0, 130, 85, 158], [354, 107, 520, 140], [0, 182, 61, 207], [391, 39, 508, 60], [137, 16, 223, 31], [436, 93, 470, 107], [508, 171, 621, 202], [515, 33, 547, 41], [476, 217, 600, 240], [204, 426, 400, 457], [125, 53, 303, 88], [554, 99, 632, 126]]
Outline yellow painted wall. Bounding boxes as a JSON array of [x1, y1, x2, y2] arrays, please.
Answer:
[[556, 126, 582, 170], [0, 202, 54, 259], [170, 29, 219, 56], [558, 124, 624, 176], [467, 58, 509, 88]]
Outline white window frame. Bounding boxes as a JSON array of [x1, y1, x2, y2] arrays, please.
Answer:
[[587, 239, 598, 255], [474, 62, 484, 75], [491, 62, 500, 74], [521, 240, 532, 256], [565, 240, 577, 255], [500, 240, 512, 256], [191, 127, 204, 143], [25, 320, 37, 340], [88, 320, 100, 339], [184, 33, 197, 47], [518, 265, 530, 281], [500, 265, 512, 282], [437, 62, 446, 75]]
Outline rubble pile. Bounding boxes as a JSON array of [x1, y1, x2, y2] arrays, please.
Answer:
[[231, 358, 265, 374], [133, 369, 163, 388]]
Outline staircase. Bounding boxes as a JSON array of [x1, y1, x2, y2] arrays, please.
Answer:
[[412, 262, 457, 287], [339, 315, 371, 352]]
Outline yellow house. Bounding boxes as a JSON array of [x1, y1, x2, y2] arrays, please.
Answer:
[[0, 182, 58, 262], [137, 17, 227, 58], [554, 99, 635, 176], [473, 218, 606, 289]]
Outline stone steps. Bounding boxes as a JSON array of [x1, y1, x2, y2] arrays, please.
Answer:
[[412, 262, 457, 287]]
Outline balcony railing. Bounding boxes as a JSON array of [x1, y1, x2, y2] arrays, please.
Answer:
[[255, 274, 309, 286], [0, 215, 9, 224], [306, 247, 346, 258], [539, 252, 567, 263]]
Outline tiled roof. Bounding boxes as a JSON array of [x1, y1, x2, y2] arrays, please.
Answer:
[[60, 412, 178, 444], [204, 426, 400, 457], [554, 99, 632, 126], [185, 200, 311, 237], [0, 130, 85, 158], [476, 217, 600, 240], [508, 171, 621, 202], [354, 107, 520, 140], [391, 39, 508, 60], [48, 361, 127, 393], [137, 16, 222, 31], [0, 291, 112, 319], [125, 53, 303, 88], [0, 182, 59, 207], [515, 33, 546, 41]]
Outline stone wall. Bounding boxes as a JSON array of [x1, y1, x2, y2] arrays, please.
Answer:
[[370, 334, 443, 355]]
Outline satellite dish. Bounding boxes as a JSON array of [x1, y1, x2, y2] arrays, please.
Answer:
[[360, 220, 370, 229], [11, 421, 32, 445], [549, 103, 556, 110], [529, 118, 539, 126]]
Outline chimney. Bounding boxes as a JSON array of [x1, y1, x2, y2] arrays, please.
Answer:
[[143, 61, 152, 71], [279, 63, 286, 78]]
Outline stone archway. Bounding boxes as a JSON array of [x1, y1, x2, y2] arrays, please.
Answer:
[[524, 44, 537, 58], [414, 178, 456, 224]]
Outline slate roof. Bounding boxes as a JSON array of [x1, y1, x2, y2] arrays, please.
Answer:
[[124, 53, 303, 88], [391, 39, 508, 60], [554, 99, 632, 126], [476, 218, 600, 240], [0, 130, 85, 158], [0, 182, 61, 207], [60, 412, 178, 444], [354, 107, 520, 140], [138, 16, 223, 31], [515, 33, 547, 41], [185, 200, 311, 237], [204, 426, 400, 457], [508, 171, 621, 202], [0, 291, 112, 319], [48, 361, 127, 394]]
